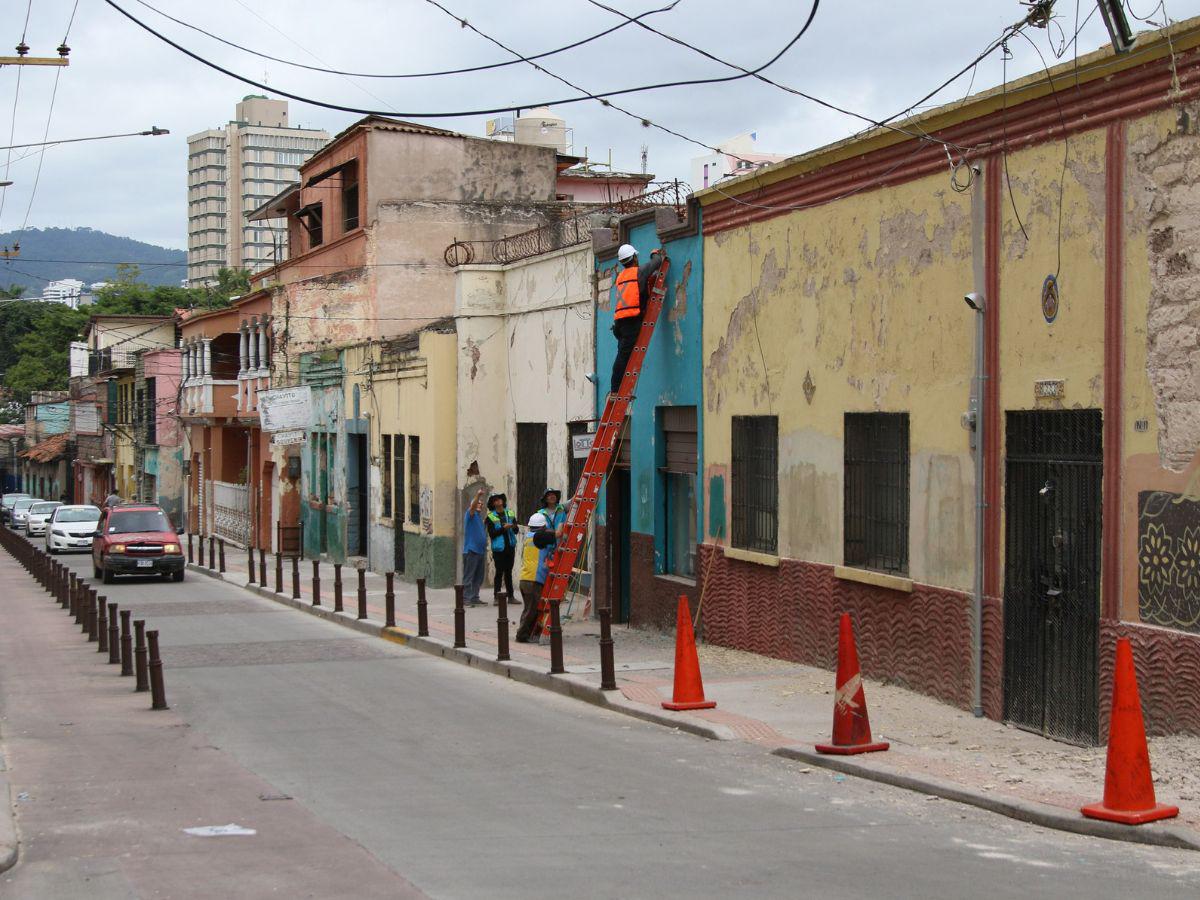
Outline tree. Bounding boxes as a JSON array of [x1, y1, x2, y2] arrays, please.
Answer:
[[1, 302, 87, 401], [1, 284, 26, 300]]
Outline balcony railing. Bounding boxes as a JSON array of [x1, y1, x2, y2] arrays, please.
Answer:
[[88, 348, 137, 375]]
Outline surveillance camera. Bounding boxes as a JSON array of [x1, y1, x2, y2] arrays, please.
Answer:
[[963, 291, 985, 311]]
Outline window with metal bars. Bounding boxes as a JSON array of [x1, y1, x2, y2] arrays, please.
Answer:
[[393, 434, 405, 524], [408, 436, 421, 524], [731, 415, 778, 555], [843, 412, 910, 575], [381, 434, 392, 519], [516, 422, 547, 523]]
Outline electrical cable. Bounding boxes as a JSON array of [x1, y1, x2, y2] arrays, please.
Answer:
[[130, 0, 684, 80], [999, 41, 1030, 242]]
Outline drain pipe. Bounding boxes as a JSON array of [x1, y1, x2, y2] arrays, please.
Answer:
[[965, 164, 986, 718]]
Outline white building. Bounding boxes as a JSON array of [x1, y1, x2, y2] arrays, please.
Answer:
[[186, 96, 329, 286], [41, 278, 84, 307], [689, 131, 788, 192]]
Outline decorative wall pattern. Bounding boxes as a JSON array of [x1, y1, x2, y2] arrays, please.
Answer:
[[1100, 620, 1200, 736], [1137, 490, 1200, 634]]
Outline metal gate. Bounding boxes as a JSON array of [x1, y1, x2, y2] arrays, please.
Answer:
[[1003, 409, 1102, 745]]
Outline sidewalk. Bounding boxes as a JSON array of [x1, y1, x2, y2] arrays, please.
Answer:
[[200, 552, 1200, 847]]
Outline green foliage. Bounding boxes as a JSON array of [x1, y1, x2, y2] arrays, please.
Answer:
[[0, 301, 87, 401], [1, 284, 26, 300], [90, 266, 252, 317]]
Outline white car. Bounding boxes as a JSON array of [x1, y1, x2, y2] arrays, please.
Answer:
[[45, 504, 102, 553], [10, 498, 42, 530], [25, 500, 62, 536]]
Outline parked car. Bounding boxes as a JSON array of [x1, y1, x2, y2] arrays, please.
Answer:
[[24, 500, 62, 536], [92, 504, 185, 583], [10, 497, 43, 530], [45, 504, 102, 553], [1, 492, 30, 524]]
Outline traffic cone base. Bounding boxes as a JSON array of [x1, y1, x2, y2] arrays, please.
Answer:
[[1080, 800, 1179, 825], [814, 739, 889, 756], [661, 595, 716, 711], [815, 613, 888, 756]]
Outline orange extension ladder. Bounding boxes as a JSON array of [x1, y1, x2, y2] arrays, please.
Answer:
[[536, 257, 671, 632]]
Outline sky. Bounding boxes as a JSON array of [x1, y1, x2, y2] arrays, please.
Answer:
[[0, 0, 1193, 251]]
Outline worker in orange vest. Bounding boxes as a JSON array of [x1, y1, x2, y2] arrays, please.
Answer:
[[609, 243, 664, 394]]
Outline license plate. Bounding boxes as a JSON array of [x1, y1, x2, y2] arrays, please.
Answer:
[[137, 559, 153, 568]]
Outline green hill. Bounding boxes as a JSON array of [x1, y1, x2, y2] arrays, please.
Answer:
[[0, 227, 185, 292]]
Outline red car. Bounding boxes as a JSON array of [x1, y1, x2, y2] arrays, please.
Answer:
[[92, 504, 186, 584]]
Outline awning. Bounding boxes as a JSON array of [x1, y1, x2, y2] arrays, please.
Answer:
[[248, 182, 300, 223], [305, 159, 356, 187]]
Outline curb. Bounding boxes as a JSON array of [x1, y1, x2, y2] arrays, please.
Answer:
[[771, 746, 1200, 852], [0, 772, 17, 875], [188, 563, 1200, 851]]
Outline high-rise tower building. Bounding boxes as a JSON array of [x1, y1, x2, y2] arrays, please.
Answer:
[[186, 96, 328, 286]]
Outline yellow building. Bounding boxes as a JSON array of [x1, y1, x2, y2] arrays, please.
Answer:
[[697, 19, 1200, 740]]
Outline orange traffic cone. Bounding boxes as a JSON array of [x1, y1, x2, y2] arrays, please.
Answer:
[[1081, 638, 1179, 825], [815, 613, 889, 755], [662, 595, 716, 711]]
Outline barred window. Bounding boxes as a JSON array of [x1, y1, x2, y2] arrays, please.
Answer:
[[844, 412, 909, 575], [381, 435, 392, 519], [731, 415, 778, 555]]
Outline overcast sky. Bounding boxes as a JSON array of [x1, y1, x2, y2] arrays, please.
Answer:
[[0, 0, 1193, 251]]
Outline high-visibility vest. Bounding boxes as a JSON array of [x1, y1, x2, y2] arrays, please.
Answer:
[[486, 509, 516, 552], [613, 265, 641, 320]]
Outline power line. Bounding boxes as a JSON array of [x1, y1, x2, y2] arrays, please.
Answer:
[[130, 0, 685, 80], [0, 127, 170, 152]]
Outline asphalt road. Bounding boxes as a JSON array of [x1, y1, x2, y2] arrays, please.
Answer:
[[5, 534, 1200, 899]]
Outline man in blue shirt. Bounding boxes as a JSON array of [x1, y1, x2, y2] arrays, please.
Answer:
[[462, 487, 488, 607]]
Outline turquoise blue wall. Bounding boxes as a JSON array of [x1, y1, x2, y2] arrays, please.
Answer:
[[594, 213, 704, 573], [35, 402, 70, 435], [299, 351, 348, 561]]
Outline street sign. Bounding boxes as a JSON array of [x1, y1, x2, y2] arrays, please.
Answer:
[[272, 429, 307, 446], [571, 432, 595, 459], [258, 386, 314, 433]]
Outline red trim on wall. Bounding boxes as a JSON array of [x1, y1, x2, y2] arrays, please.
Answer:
[[983, 156, 1002, 600], [704, 46, 1200, 234], [1102, 123, 1126, 622]]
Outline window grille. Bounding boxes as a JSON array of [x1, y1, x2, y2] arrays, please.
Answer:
[[843, 412, 910, 575], [731, 415, 778, 554]]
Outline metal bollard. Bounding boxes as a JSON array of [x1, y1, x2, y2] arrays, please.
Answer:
[[291, 555, 300, 599], [134, 620, 149, 693], [599, 606, 617, 691], [548, 600, 565, 675], [73, 581, 85, 625], [417, 577, 429, 637], [87, 592, 99, 642], [385, 572, 395, 628], [107, 603, 120, 664], [258, 547, 267, 587], [247, 544, 256, 584], [496, 592, 511, 662], [208, 535, 216, 569], [333, 563, 343, 613], [218, 538, 226, 573], [453, 584, 466, 648], [97, 597, 109, 653], [198, 533, 205, 567], [275, 552, 283, 593], [311, 560, 321, 607], [69, 573, 78, 616], [356, 568, 367, 619], [187, 531, 194, 563], [147, 630, 168, 710], [65, 571, 74, 610], [119, 610, 133, 676], [83, 588, 95, 636]]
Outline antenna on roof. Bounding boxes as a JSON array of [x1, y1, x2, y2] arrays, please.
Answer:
[[640, 145, 648, 176]]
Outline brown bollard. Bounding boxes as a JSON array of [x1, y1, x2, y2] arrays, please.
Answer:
[[453, 584, 466, 648], [134, 620, 149, 693], [84, 588, 96, 636], [147, 630, 168, 709], [107, 603, 120, 664], [247, 544, 255, 584], [275, 552, 283, 593], [416, 577, 429, 637], [599, 606, 617, 690], [356, 568, 367, 620], [97, 597, 109, 653], [548, 600, 565, 675], [208, 536, 216, 569], [385, 572, 395, 628], [496, 592, 511, 662], [258, 547, 267, 586], [198, 533, 205, 567], [311, 560, 321, 606], [88, 592, 100, 642], [291, 555, 300, 599], [119, 610, 133, 676], [333, 563, 344, 613], [66, 572, 75, 610], [218, 538, 226, 573], [73, 582, 85, 625], [187, 531, 194, 563]]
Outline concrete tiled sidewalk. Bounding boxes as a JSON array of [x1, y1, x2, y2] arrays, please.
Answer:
[[201, 552, 1200, 845]]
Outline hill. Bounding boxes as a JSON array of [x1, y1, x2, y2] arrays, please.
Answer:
[[0, 227, 185, 292]]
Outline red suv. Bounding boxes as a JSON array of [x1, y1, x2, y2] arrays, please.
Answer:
[[92, 504, 185, 583]]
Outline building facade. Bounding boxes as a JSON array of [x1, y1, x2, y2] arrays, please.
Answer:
[[135, 348, 185, 524], [187, 96, 328, 285], [695, 20, 1200, 739]]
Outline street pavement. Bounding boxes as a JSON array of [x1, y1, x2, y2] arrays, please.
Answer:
[[3, 539, 1200, 898]]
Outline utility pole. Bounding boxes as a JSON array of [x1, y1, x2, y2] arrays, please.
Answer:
[[0, 42, 71, 68]]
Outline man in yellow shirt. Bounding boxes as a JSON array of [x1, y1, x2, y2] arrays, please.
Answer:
[[515, 512, 555, 643]]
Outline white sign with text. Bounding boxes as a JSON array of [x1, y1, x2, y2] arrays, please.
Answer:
[[258, 386, 314, 433]]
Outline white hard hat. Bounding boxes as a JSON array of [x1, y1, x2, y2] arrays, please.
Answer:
[[617, 244, 637, 262], [527, 512, 548, 529]]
